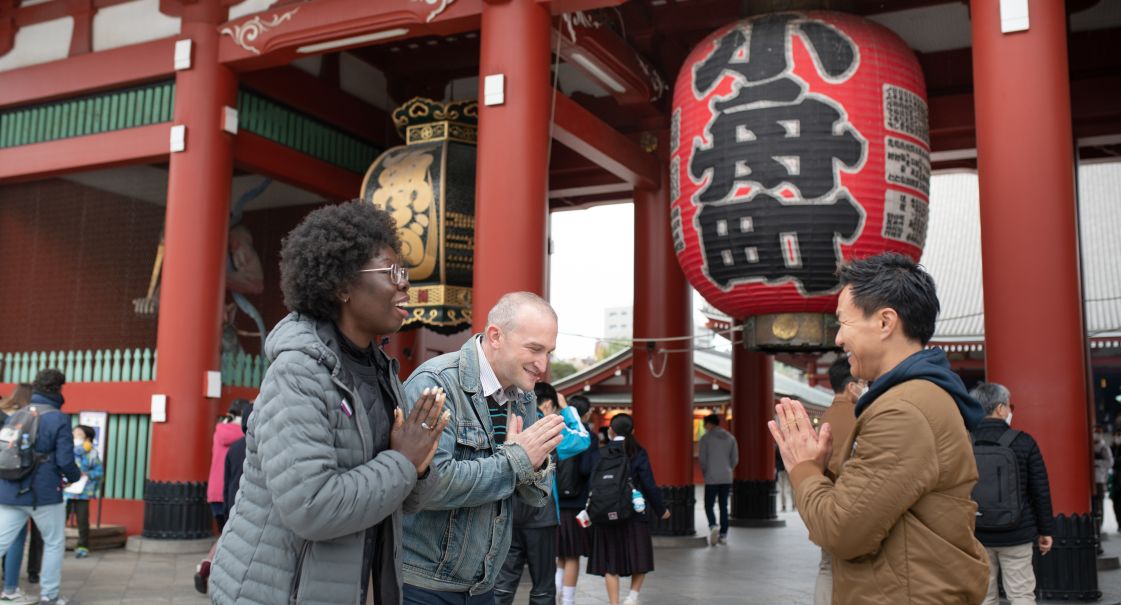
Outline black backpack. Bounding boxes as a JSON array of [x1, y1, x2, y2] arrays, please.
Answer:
[[0, 404, 59, 481], [971, 429, 1022, 531], [586, 443, 633, 525], [556, 456, 583, 500]]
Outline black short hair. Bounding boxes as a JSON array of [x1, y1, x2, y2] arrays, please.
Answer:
[[837, 252, 939, 345], [704, 414, 721, 427], [828, 357, 856, 394], [533, 382, 557, 407], [228, 399, 251, 418], [567, 395, 591, 418], [610, 413, 634, 437], [32, 369, 65, 396], [76, 425, 96, 442], [279, 200, 401, 321]]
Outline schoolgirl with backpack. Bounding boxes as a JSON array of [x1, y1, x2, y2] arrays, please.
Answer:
[[584, 413, 669, 605]]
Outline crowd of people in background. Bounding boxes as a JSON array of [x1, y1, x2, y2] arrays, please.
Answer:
[[0, 204, 1106, 605], [207, 203, 682, 605]]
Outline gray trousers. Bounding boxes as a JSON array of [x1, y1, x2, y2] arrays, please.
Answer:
[[494, 526, 557, 605]]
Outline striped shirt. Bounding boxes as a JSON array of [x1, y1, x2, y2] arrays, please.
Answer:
[[475, 335, 522, 445]]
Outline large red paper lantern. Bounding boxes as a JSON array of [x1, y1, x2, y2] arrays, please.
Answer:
[[671, 12, 929, 330]]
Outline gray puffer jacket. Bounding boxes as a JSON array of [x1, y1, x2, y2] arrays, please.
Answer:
[[209, 313, 434, 605]]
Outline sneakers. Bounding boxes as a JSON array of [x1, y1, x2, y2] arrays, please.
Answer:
[[37, 597, 73, 605], [718, 535, 727, 545], [622, 594, 639, 605], [708, 525, 720, 547], [74, 547, 89, 559], [0, 588, 37, 605]]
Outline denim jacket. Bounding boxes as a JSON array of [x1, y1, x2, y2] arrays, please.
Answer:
[[401, 336, 551, 594]]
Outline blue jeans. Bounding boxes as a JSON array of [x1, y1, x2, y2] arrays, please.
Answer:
[[704, 484, 731, 537], [0, 504, 65, 600], [403, 584, 496, 605], [2, 522, 27, 591]]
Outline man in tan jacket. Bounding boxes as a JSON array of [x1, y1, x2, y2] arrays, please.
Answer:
[[813, 357, 862, 605], [769, 253, 989, 604]]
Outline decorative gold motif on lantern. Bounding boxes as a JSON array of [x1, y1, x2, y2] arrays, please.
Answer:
[[362, 98, 478, 334], [370, 148, 439, 282]]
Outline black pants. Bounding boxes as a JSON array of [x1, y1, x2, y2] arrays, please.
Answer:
[[704, 484, 731, 537], [67, 500, 91, 549], [1113, 485, 1121, 530], [403, 585, 495, 604], [494, 526, 557, 605], [1094, 483, 1106, 532]]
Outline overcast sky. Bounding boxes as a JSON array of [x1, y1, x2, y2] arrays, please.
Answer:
[[548, 203, 711, 359]]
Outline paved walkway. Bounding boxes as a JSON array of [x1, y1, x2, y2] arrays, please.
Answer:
[[20, 496, 1121, 604]]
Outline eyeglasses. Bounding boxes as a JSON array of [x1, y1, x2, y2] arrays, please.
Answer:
[[358, 264, 409, 285]]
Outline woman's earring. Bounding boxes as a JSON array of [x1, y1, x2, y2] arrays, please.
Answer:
[[341, 296, 350, 304]]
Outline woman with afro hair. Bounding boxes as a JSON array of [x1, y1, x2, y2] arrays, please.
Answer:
[[210, 200, 450, 605]]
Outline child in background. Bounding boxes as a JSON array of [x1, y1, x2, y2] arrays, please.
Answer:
[[65, 425, 103, 559]]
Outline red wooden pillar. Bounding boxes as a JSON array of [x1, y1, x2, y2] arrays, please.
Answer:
[[730, 346, 782, 526], [633, 159, 694, 536], [971, 0, 1095, 595], [147, 0, 235, 537], [471, 0, 551, 327], [383, 329, 421, 381]]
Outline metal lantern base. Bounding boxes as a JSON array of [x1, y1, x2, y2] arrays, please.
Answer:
[[744, 314, 840, 352]]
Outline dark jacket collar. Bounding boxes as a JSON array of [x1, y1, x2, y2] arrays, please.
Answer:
[[332, 323, 387, 372], [29, 392, 63, 408], [856, 347, 984, 430]]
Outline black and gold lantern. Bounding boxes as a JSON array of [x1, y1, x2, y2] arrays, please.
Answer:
[[361, 98, 477, 334]]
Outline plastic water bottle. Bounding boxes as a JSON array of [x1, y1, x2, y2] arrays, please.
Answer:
[[631, 488, 646, 513], [19, 434, 30, 468]]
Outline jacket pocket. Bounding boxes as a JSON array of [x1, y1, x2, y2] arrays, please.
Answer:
[[454, 423, 490, 459], [435, 508, 459, 574], [289, 541, 311, 605]]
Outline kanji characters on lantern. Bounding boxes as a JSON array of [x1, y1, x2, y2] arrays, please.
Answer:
[[672, 12, 930, 326]]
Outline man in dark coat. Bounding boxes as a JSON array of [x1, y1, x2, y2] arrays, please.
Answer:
[[971, 382, 1054, 605]]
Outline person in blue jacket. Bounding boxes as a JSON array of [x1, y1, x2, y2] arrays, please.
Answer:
[[495, 382, 591, 605], [555, 394, 597, 605], [0, 369, 80, 605]]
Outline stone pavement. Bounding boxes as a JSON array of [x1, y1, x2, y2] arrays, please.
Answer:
[[18, 496, 1121, 604]]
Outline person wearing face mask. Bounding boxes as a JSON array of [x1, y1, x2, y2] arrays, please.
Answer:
[[970, 383, 1054, 605], [63, 426, 102, 560], [400, 292, 566, 604]]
